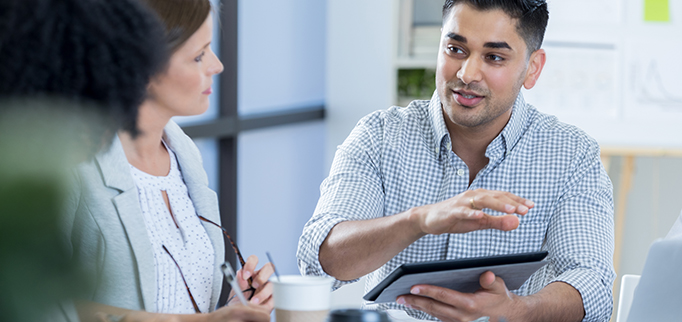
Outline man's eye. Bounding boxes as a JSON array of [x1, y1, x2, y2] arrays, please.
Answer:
[[448, 46, 464, 54], [487, 54, 504, 61]]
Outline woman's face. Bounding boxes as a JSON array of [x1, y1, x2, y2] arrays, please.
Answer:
[[147, 13, 223, 117]]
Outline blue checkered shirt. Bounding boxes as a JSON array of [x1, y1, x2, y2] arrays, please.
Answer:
[[297, 92, 615, 321]]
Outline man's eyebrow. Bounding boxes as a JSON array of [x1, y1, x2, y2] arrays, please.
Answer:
[[445, 32, 467, 43], [484, 41, 512, 50], [445, 33, 513, 50]]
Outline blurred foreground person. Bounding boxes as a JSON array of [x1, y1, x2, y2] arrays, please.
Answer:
[[0, 0, 166, 321]]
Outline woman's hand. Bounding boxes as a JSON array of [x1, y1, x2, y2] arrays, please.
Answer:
[[81, 300, 270, 322], [204, 305, 270, 322], [229, 255, 275, 312]]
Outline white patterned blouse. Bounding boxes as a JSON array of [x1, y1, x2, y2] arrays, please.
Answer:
[[129, 142, 215, 314]]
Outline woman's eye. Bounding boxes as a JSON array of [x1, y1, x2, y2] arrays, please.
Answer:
[[194, 52, 206, 62]]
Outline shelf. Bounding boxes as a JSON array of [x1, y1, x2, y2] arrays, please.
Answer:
[[395, 57, 437, 69]]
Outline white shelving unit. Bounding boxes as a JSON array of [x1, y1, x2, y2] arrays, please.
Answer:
[[396, 0, 440, 68]]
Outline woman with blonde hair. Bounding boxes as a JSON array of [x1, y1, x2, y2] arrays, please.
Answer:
[[66, 1, 273, 321]]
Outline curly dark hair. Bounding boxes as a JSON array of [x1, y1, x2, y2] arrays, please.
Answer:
[[0, 0, 169, 137], [442, 0, 549, 55]]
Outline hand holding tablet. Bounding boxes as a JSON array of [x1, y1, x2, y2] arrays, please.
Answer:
[[364, 251, 548, 303]]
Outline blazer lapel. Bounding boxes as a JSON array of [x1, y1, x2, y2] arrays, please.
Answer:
[[163, 121, 225, 309], [95, 136, 157, 311]]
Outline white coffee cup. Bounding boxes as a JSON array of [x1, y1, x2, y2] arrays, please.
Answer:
[[271, 275, 334, 322]]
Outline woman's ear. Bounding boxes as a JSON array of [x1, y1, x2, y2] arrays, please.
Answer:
[[523, 48, 546, 90], [145, 76, 161, 100]]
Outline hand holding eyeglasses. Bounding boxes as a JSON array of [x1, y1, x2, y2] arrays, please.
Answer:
[[230, 255, 275, 311], [195, 215, 275, 312]]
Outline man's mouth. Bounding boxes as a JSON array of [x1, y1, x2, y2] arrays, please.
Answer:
[[452, 89, 484, 107]]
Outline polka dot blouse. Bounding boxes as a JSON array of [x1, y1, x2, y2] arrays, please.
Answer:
[[129, 142, 215, 314]]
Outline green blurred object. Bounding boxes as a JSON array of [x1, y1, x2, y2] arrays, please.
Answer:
[[397, 68, 437, 101], [0, 99, 104, 322], [0, 177, 85, 322]]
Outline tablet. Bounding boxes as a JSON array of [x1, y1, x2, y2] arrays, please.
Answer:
[[363, 251, 548, 303]]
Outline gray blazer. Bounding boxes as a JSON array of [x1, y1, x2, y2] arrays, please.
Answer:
[[63, 120, 224, 312]]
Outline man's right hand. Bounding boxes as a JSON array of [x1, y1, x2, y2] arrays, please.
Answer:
[[319, 189, 534, 280], [412, 189, 534, 236]]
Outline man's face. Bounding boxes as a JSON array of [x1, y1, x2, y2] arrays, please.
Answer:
[[436, 3, 535, 131]]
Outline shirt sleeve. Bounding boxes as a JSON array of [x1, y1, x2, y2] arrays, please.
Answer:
[[542, 138, 616, 322], [296, 114, 386, 288]]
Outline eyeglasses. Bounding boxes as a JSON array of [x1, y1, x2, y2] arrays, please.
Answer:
[[161, 215, 256, 314], [162, 245, 202, 313], [197, 215, 257, 299]]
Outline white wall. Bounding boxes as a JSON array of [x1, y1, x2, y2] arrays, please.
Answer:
[[236, 0, 327, 277], [325, 0, 397, 170], [238, 0, 326, 115], [237, 121, 326, 275]]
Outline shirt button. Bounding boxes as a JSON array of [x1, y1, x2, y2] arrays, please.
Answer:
[[457, 169, 465, 176]]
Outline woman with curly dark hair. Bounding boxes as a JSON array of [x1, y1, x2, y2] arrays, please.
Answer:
[[65, 1, 274, 321], [0, 0, 168, 321], [0, 0, 168, 144]]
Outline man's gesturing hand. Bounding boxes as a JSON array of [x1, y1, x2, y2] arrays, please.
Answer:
[[413, 189, 534, 235]]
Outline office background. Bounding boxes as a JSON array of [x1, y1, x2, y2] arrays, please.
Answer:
[[174, 0, 682, 315]]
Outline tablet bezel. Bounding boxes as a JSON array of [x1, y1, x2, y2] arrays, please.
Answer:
[[363, 251, 548, 301]]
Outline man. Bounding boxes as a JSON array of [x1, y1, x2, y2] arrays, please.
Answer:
[[297, 0, 615, 321]]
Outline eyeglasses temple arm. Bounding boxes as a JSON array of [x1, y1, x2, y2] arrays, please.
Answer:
[[162, 245, 201, 313], [198, 216, 254, 289]]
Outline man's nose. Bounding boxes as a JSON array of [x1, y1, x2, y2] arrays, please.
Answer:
[[456, 56, 483, 85]]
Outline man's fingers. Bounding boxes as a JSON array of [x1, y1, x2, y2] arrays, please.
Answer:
[[408, 285, 476, 312], [466, 190, 533, 216], [441, 211, 519, 233], [471, 214, 519, 232], [479, 271, 497, 290], [472, 194, 528, 215], [478, 271, 510, 297], [398, 294, 466, 322]]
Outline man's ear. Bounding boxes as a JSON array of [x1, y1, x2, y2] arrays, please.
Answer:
[[523, 48, 546, 90]]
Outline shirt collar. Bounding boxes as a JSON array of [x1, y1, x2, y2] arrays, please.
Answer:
[[429, 91, 530, 159], [498, 92, 529, 156], [428, 91, 451, 158]]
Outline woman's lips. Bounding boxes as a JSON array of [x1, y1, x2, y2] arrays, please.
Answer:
[[202, 87, 212, 95]]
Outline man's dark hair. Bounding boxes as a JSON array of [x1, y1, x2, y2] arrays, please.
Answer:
[[0, 0, 168, 137], [442, 0, 549, 54]]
